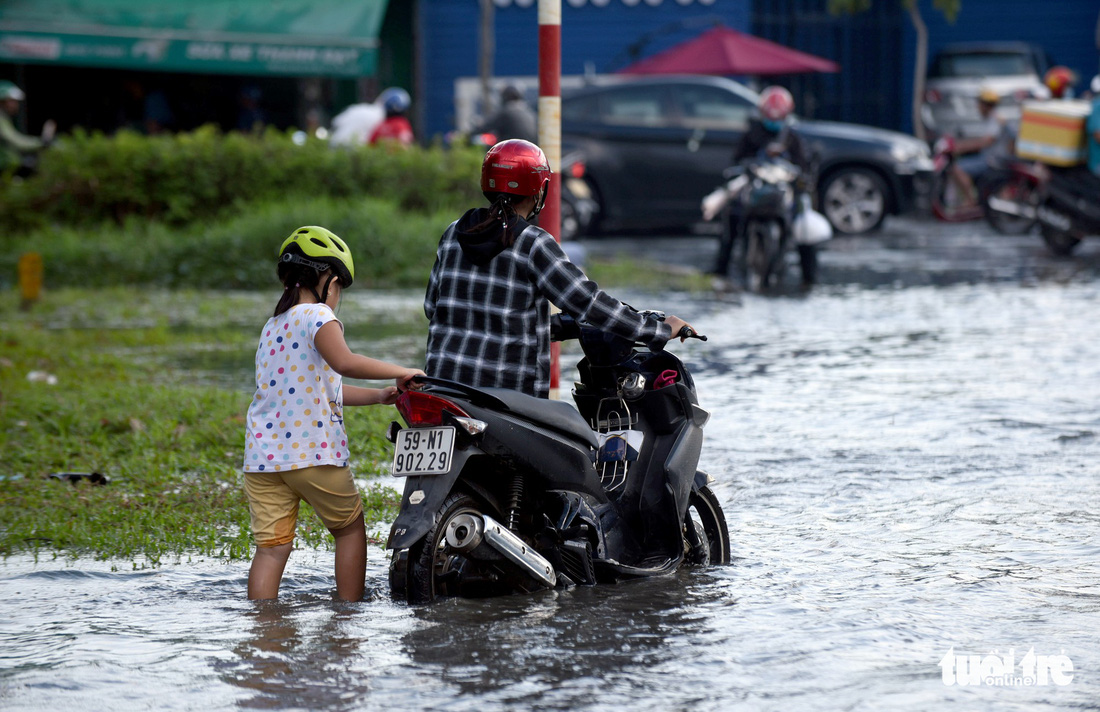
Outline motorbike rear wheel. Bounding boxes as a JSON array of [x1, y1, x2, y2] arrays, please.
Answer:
[[1040, 223, 1081, 256], [684, 485, 731, 565], [395, 492, 495, 604]]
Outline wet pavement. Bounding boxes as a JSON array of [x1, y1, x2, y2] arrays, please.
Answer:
[[578, 215, 1100, 288], [3, 216, 1100, 711]]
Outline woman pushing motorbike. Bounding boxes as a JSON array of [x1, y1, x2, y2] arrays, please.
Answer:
[[424, 138, 695, 398]]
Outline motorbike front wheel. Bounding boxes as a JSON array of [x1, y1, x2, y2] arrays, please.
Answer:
[[683, 485, 731, 565], [745, 219, 785, 291], [983, 175, 1038, 235], [392, 492, 501, 604]]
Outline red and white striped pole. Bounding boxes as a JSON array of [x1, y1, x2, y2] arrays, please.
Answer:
[[538, 0, 562, 398]]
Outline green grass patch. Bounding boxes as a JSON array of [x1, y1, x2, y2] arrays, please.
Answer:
[[0, 195, 454, 291], [584, 254, 716, 293], [0, 288, 419, 565]]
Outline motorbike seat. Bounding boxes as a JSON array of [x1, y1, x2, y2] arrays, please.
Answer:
[[482, 387, 600, 449]]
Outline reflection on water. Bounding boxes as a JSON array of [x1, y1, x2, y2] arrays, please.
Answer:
[[223, 603, 368, 710], [4, 276, 1100, 711]]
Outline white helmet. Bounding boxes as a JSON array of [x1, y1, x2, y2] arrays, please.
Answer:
[[0, 80, 25, 101], [1092, 75, 1100, 96]]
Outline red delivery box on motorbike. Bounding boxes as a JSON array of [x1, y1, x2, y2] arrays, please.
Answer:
[[1015, 99, 1092, 167]]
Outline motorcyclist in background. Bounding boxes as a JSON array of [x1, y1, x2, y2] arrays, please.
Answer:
[[949, 87, 1017, 207], [0, 80, 55, 177], [714, 86, 818, 286], [368, 88, 415, 147], [1044, 66, 1079, 100]]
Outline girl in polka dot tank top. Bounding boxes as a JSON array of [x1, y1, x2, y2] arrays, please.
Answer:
[[244, 226, 423, 602]]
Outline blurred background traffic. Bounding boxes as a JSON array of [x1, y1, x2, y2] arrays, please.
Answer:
[[2, 0, 1099, 290]]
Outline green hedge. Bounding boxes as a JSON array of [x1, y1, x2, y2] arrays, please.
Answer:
[[0, 126, 484, 229], [0, 195, 454, 290]]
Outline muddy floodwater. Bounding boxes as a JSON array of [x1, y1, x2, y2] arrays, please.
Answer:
[[3, 226, 1100, 710]]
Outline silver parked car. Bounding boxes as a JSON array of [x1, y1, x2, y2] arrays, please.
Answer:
[[921, 42, 1053, 140]]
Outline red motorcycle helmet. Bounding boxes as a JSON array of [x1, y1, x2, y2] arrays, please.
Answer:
[[481, 139, 552, 214], [1044, 66, 1078, 99], [759, 86, 795, 121]]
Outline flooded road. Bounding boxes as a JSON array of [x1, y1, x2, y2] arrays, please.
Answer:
[[4, 220, 1100, 710]]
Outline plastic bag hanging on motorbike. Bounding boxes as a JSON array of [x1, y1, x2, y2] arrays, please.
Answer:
[[792, 193, 833, 245]]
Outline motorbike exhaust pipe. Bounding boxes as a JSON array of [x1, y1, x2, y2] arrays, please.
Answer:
[[444, 513, 485, 553], [481, 514, 557, 588], [986, 196, 1037, 219]]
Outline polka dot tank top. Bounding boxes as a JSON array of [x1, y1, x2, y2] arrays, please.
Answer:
[[244, 303, 348, 473]]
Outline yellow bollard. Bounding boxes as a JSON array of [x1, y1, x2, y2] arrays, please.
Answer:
[[18, 252, 43, 311]]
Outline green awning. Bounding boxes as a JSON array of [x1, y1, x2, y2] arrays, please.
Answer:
[[0, 0, 388, 77]]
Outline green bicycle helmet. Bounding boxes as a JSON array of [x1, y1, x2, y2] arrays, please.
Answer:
[[278, 225, 355, 287]]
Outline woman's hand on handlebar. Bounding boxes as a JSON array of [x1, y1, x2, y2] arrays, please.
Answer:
[[665, 315, 705, 342]]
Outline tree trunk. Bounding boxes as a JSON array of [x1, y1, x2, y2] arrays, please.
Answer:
[[907, 1, 928, 141]]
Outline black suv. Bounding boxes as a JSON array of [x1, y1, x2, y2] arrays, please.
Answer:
[[562, 75, 933, 235]]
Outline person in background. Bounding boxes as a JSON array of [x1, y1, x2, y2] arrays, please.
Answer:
[[424, 139, 695, 399], [243, 226, 423, 601], [1044, 66, 1079, 100], [715, 85, 816, 284], [0, 80, 55, 177], [143, 88, 174, 135], [368, 88, 414, 147], [1088, 75, 1100, 178], [476, 85, 538, 144], [237, 85, 266, 134], [950, 87, 1016, 205]]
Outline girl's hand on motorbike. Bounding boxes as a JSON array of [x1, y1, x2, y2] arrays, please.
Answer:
[[377, 386, 402, 405], [397, 370, 425, 392]]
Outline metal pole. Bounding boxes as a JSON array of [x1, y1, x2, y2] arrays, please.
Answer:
[[538, 0, 562, 398], [479, 0, 495, 122]]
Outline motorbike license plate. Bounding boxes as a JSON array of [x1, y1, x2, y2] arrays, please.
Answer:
[[392, 426, 455, 476]]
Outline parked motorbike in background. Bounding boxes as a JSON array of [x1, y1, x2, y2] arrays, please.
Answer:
[[559, 150, 600, 241], [385, 311, 730, 604]]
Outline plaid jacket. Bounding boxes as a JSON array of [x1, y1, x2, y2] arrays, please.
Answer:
[[425, 209, 671, 398]]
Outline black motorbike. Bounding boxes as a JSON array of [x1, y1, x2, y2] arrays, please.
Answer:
[[1034, 167, 1100, 256], [385, 312, 730, 604], [723, 157, 802, 290]]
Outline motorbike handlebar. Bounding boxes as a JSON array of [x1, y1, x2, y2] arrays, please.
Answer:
[[678, 325, 708, 342]]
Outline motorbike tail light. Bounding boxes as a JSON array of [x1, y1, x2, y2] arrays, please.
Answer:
[[925, 89, 941, 104], [396, 390, 471, 427], [570, 161, 586, 179]]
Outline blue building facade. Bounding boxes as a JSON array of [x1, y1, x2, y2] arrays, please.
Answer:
[[415, 0, 1100, 140], [416, 0, 751, 139]]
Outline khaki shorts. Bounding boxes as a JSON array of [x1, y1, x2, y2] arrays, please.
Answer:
[[244, 465, 363, 548]]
